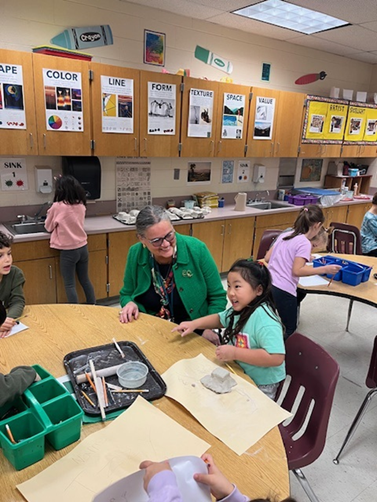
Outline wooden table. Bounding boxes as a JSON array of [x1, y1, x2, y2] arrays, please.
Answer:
[[0, 305, 289, 502]]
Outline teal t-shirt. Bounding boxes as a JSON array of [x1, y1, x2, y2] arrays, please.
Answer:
[[219, 304, 286, 386]]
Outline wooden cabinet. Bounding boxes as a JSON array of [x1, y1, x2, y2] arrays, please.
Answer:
[[0, 49, 38, 155], [324, 175, 372, 195], [90, 63, 140, 157], [341, 145, 377, 158], [174, 223, 191, 236], [322, 205, 348, 228], [253, 210, 299, 258], [108, 230, 138, 298], [298, 143, 342, 158], [32, 53, 92, 156], [346, 202, 371, 228]]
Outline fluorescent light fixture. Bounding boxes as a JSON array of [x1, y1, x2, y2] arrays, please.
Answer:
[[232, 0, 349, 35]]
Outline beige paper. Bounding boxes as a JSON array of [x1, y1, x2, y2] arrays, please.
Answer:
[[17, 396, 210, 502], [162, 354, 291, 455]]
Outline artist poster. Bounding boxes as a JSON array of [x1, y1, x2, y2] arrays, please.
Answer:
[[324, 103, 347, 140], [147, 82, 176, 135], [188, 88, 214, 138], [101, 75, 133, 133], [253, 96, 275, 140], [43, 68, 83, 132], [0, 63, 26, 129], [221, 93, 245, 139]]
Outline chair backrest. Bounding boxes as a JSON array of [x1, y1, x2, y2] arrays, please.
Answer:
[[256, 229, 283, 260], [276, 332, 340, 470], [327, 221, 362, 255], [366, 336, 377, 389]]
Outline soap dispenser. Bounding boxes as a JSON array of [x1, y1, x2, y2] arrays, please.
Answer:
[[35, 167, 53, 194]]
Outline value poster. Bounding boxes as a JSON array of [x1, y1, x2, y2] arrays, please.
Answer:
[[253, 96, 275, 140], [363, 107, 377, 141], [344, 105, 367, 142], [188, 88, 214, 138], [147, 81, 176, 135], [323, 102, 348, 141], [101, 75, 133, 133], [221, 92, 245, 139], [43, 68, 83, 132], [0, 63, 26, 129]]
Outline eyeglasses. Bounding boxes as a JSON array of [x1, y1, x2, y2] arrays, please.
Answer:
[[146, 230, 176, 248]]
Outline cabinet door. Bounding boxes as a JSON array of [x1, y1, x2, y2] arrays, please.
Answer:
[[180, 77, 219, 157], [90, 63, 140, 156], [359, 145, 377, 157], [299, 143, 341, 158], [174, 223, 191, 236], [191, 220, 224, 270], [246, 87, 280, 158], [347, 203, 371, 228], [108, 230, 138, 297], [323, 206, 348, 228], [221, 217, 255, 272], [253, 211, 299, 257], [341, 144, 361, 157], [32, 54, 92, 156], [14, 258, 57, 304], [274, 91, 305, 157], [0, 49, 38, 155], [139, 71, 182, 157]]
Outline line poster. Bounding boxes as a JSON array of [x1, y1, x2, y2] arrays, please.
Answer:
[[101, 75, 133, 133]]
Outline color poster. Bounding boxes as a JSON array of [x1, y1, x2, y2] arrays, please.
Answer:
[[344, 106, 367, 142], [221, 92, 245, 139], [253, 96, 275, 140], [0, 63, 26, 129], [101, 75, 133, 133], [147, 82, 176, 135], [43, 68, 83, 132], [188, 88, 214, 138], [144, 30, 165, 67]]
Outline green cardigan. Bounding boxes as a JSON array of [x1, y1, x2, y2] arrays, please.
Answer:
[[0, 265, 25, 319], [119, 233, 227, 320]]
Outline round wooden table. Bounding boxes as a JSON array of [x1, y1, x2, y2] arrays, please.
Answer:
[[1, 304, 289, 501]]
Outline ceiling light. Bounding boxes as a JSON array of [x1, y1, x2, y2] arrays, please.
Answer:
[[232, 0, 349, 35]]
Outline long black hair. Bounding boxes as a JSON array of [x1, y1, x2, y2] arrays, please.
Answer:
[[53, 175, 87, 206], [283, 204, 324, 241], [222, 259, 282, 344]]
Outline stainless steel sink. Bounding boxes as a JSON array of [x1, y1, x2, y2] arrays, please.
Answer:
[[246, 201, 293, 210], [3, 221, 48, 235]]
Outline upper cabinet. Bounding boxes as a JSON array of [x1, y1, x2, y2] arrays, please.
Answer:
[[32, 53, 92, 156], [274, 90, 306, 157], [90, 63, 140, 157], [0, 49, 38, 155]]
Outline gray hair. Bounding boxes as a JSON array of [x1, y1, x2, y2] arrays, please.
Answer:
[[135, 205, 171, 236]]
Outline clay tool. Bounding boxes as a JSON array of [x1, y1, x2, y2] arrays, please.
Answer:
[[76, 364, 124, 384], [81, 390, 95, 407], [85, 371, 97, 394], [5, 424, 17, 444], [112, 338, 125, 358], [102, 377, 109, 407], [225, 363, 236, 375], [106, 382, 122, 391], [111, 389, 149, 393], [89, 360, 106, 420]]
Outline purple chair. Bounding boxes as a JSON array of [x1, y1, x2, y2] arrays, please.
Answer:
[[256, 229, 282, 260], [276, 333, 340, 502], [333, 335, 377, 464]]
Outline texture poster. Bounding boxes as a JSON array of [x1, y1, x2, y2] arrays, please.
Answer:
[[188, 88, 214, 138]]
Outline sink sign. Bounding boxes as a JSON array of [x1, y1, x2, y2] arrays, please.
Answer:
[[0, 157, 28, 191]]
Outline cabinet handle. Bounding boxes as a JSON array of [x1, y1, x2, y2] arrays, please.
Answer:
[[144, 137, 147, 152], [210, 140, 214, 154], [134, 137, 138, 151], [221, 224, 225, 236], [276, 142, 280, 155], [48, 264, 53, 280], [43, 134, 46, 149], [270, 142, 274, 156], [228, 223, 232, 235], [218, 141, 222, 154], [29, 133, 33, 149]]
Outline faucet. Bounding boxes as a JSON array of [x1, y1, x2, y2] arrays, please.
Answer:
[[261, 190, 270, 202], [33, 201, 51, 220], [254, 192, 261, 202]]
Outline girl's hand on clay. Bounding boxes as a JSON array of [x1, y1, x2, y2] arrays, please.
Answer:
[[215, 345, 236, 362], [194, 453, 234, 500]]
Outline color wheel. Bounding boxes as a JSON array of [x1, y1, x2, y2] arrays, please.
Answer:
[[48, 115, 63, 130]]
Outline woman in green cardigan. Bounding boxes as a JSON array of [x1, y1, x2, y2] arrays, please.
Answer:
[[119, 205, 227, 345]]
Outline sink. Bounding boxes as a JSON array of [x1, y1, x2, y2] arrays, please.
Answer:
[[3, 221, 48, 235], [246, 201, 293, 210]]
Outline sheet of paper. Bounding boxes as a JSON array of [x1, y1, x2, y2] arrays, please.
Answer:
[[17, 396, 210, 502], [299, 275, 329, 287], [162, 354, 291, 455], [5, 322, 29, 338]]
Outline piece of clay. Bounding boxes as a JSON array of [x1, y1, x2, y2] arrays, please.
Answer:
[[200, 367, 237, 394]]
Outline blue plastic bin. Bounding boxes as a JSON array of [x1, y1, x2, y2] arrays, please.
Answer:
[[341, 263, 364, 286], [361, 266, 372, 282], [312, 255, 344, 281]]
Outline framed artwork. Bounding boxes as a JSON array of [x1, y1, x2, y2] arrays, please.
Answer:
[[300, 158, 323, 182], [144, 29, 165, 67]]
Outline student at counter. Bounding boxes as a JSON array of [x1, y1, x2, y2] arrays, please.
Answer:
[[361, 192, 377, 257], [0, 231, 25, 338], [119, 205, 226, 343]]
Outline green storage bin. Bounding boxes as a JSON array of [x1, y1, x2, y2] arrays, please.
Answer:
[[27, 377, 66, 404], [43, 395, 83, 450]]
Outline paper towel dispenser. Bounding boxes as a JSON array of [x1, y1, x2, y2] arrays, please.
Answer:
[[62, 156, 101, 200]]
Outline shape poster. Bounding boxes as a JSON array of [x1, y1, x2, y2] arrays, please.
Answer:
[[222, 92, 245, 139], [0, 63, 26, 129], [43, 68, 83, 132], [101, 75, 133, 133], [253, 96, 275, 140], [344, 105, 367, 142], [147, 82, 176, 135], [188, 88, 214, 138], [0, 157, 28, 190]]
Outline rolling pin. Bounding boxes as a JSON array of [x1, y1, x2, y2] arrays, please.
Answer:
[[75, 363, 124, 384]]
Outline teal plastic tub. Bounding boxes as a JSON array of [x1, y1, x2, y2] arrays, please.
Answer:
[[43, 395, 83, 450]]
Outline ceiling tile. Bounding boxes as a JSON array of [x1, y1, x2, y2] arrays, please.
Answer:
[[314, 25, 377, 52], [288, 35, 362, 56], [288, 0, 377, 24]]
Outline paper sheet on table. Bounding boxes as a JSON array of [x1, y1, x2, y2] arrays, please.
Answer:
[[162, 354, 291, 455], [299, 275, 329, 287], [17, 396, 210, 502], [5, 322, 29, 338]]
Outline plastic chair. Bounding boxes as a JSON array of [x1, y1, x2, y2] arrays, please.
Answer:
[[333, 335, 377, 465], [327, 221, 362, 331], [256, 229, 282, 259], [276, 333, 340, 502]]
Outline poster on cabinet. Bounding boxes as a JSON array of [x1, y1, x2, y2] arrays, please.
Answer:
[[0, 63, 26, 129], [147, 82, 176, 135], [0, 157, 28, 190], [43, 68, 83, 132], [363, 107, 377, 141], [221, 93, 245, 139], [253, 96, 275, 140], [344, 106, 366, 142], [101, 76, 133, 133], [188, 88, 214, 138]]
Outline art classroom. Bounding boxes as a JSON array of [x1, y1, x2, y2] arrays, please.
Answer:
[[0, 1, 377, 502]]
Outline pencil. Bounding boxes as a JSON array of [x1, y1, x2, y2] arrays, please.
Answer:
[[225, 363, 236, 374], [81, 390, 95, 407], [85, 371, 97, 394], [102, 377, 108, 407], [328, 274, 335, 287], [14, 314, 28, 325], [5, 424, 17, 444], [111, 389, 149, 393], [112, 337, 125, 358]]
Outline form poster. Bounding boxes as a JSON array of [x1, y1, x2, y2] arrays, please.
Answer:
[[0, 63, 26, 129], [253, 96, 275, 140], [148, 82, 176, 135], [101, 75, 133, 133], [188, 88, 214, 138], [222, 93, 245, 139], [43, 68, 83, 132]]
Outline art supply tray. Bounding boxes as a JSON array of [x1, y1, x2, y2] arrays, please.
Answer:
[[63, 341, 167, 416], [313, 255, 372, 285], [0, 365, 83, 470]]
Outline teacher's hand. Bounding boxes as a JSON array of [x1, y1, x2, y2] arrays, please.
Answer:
[[119, 302, 139, 323], [139, 459, 171, 491]]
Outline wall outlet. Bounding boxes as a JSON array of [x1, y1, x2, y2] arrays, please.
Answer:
[[174, 168, 180, 180]]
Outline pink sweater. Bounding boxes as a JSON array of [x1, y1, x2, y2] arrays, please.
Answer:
[[44, 201, 87, 250]]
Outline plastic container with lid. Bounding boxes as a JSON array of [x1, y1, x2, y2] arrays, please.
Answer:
[[117, 361, 149, 389]]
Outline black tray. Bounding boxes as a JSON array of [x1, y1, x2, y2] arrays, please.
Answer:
[[63, 341, 166, 416]]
